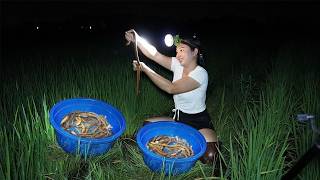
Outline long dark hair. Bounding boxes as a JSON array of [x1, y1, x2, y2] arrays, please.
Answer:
[[180, 33, 205, 67]]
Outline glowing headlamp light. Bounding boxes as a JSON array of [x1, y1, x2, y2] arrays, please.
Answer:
[[164, 34, 182, 47]]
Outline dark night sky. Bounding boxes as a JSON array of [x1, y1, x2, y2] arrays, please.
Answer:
[[3, 0, 320, 29], [1, 0, 320, 77], [2, 0, 320, 51]]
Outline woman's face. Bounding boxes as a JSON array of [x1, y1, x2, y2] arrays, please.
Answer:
[[176, 43, 198, 66]]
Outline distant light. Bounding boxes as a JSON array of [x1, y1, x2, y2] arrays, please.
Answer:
[[89, 26, 92, 30], [164, 34, 173, 47], [36, 26, 39, 30]]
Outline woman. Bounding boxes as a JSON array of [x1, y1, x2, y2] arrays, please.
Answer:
[[125, 29, 218, 164]]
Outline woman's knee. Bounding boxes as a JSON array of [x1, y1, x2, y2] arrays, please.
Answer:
[[198, 128, 219, 164], [198, 128, 218, 142]]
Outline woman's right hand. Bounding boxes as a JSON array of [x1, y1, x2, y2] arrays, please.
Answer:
[[125, 29, 136, 46], [132, 60, 146, 72]]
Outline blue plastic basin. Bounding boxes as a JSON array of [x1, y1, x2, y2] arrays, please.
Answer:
[[136, 121, 207, 175], [49, 98, 126, 156]]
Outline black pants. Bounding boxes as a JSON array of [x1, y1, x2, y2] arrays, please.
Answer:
[[171, 109, 215, 130]]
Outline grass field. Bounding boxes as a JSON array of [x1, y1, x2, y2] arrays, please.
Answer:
[[1, 31, 319, 179]]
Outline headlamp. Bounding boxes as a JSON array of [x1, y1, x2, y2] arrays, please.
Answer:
[[164, 33, 199, 49], [164, 34, 182, 47]]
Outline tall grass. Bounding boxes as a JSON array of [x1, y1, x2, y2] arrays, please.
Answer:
[[0, 98, 82, 179], [228, 75, 294, 179], [287, 72, 320, 179], [205, 42, 320, 179]]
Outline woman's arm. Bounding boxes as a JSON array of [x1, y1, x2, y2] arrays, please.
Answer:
[[134, 61, 200, 94], [125, 30, 172, 70]]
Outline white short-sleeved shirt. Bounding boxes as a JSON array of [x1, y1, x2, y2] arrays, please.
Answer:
[[170, 57, 208, 114]]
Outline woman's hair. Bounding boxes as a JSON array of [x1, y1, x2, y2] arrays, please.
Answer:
[[179, 33, 205, 67]]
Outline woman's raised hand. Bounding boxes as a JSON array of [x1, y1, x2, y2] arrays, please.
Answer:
[[125, 29, 137, 46]]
